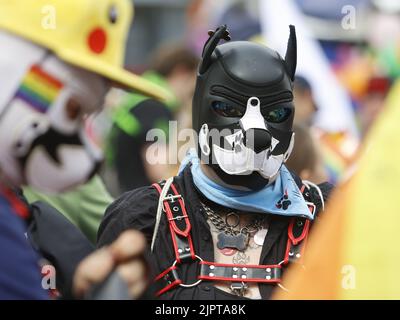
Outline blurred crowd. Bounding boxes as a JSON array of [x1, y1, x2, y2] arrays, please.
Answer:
[[88, 0, 399, 199]]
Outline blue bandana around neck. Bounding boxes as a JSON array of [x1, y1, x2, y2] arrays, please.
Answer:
[[179, 149, 314, 220]]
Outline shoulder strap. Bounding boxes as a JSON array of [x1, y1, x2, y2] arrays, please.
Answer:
[[151, 179, 316, 296], [152, 179, 196, 263], [282, 183, 315, 265], [151, 177, 174, 252], [302, 180, 325, 213]]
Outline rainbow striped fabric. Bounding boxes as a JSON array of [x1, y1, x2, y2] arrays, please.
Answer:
[[14, 65, 63, 113], [314, 129, 359, 184], [274, 79, 400, 300]]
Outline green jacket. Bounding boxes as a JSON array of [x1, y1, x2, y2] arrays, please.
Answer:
[[23, 175, 113, 244]]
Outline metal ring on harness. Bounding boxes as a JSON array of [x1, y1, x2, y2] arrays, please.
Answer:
[[277, 259, 306, 293], [278, 259, 306, 269], [172, 255, 204, 288]]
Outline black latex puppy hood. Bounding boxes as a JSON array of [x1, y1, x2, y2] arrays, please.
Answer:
[[192, 25, 297, 190]]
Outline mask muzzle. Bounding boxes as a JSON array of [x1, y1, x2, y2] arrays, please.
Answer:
[[199, 97, 294, 180]]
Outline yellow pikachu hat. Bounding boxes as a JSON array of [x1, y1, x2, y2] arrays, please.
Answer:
[[0, 0, 170, 102]]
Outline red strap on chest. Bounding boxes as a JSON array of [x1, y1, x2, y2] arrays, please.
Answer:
[[152, 182, 196, 264], [282, 184, 314, 265], [152, 181, 314, 296]]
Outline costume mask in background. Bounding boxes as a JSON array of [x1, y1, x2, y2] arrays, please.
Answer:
[[0, 32, 108, 192], [193, 25, 297, 190]]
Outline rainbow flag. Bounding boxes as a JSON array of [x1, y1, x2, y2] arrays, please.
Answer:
[[14, 65, 63, 113], [274, 79, 400, 299], [318, 131, 358, 183]]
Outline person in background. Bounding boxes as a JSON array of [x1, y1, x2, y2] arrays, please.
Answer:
[[107, 45, 199, 194], [293, 76, 318, 126], [274, 79, 400, 300], [0, 0, 168, 299], [293, 75, 358, 183], [23, 175, 113, 244], [358, 76, 392, 137], [285, 123, 328, 185]]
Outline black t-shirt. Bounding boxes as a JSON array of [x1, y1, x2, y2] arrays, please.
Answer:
[[97, 166, 332, 300]]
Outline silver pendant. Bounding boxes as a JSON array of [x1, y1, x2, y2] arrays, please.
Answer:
[[254, 228, 268, 246]]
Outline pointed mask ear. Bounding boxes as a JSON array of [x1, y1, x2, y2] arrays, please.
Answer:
[[284, 25, 297, 81], [199, 25, 231, 74]]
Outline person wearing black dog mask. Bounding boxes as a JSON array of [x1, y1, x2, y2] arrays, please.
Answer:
[[98, 25, 333, 300]]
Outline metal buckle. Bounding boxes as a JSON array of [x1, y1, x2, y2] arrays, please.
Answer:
[[163, 194, 185, 213], [230, 282, 248, 297], [164, 194, 183, 203], [168, 215, 186, 221], [305, 201, 316, 217], [172, 255, 203, 288]]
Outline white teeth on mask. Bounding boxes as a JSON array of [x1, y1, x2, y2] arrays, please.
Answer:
[[283, 132, 295, 162], [199, 123, 211, 156], [199, 97, 294, 181], [213, 141, 284, 178], [260, 154, 285, 178], [225, 130, 243, 149], [271, 137, 279, 152], [213, 143, 253, 175]]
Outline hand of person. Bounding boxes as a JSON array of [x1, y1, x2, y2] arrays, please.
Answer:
[[73, 230, 148, 299]]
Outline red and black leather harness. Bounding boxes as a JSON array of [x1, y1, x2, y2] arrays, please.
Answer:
[[152, 180, 314, 297]]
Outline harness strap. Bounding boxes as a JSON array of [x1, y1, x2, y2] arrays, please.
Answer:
[[281, 184, 314, 265], [283, 217, 310, 265], [154, 265, 182, 296], [153, 181, 316, 296], [152, 181, 196, 263], [199, 261, 282, 283]]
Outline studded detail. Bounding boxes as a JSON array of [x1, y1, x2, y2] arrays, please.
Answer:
[[153, 181, 312, 297], [297, 220, 304, 227]]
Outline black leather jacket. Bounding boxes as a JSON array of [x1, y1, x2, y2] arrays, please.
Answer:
[[97, 166, 332, 300]]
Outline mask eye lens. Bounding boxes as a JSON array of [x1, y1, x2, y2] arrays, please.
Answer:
[[211, 101, 244, 118], [263, 107, 291, 123]]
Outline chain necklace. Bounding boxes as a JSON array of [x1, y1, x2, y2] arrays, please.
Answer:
[[201, 201, 268, 251], [201, 202, 269, 298], [201, 202, 264, 235]]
